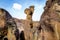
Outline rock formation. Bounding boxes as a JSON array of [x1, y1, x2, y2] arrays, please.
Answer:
[[39, 0, 60, 40], [24, 6, 39, 40], [14, 18, 39, 40], [24, 6, 34, 28], [0, 8, 17, 40], [2, 0, 60, 40], [0, 8, 39, 40]]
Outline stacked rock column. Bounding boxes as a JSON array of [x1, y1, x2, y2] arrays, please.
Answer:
[[24, 6, 34, 40]]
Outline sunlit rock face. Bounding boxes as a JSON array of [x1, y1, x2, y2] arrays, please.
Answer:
[[0, 8, 17, 40], [0, 8, 12, 28], [39, 0, 60, 40]]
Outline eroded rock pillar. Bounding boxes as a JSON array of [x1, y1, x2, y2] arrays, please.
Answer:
[[24, 6, 34, 40], [24, 6, 34, 28]]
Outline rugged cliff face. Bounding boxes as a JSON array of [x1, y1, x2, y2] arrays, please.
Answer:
[[39, 0, 60, 40], [0, 8, 18, 40]]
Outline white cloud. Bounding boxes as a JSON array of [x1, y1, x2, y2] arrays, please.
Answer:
[[13, 3, 22, 10]]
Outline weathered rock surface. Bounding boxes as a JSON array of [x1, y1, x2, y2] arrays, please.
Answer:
[[0, 8, 40, 40], [0, 8, 20, 40], [39, 0, 60, 40], [14, 18, 40, 40], [1, 0, 60, 40]]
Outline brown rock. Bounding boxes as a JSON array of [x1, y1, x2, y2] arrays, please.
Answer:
[[39, 0, 60, 40]]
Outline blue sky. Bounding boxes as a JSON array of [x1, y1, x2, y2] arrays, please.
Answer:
[[0, 0, 46, 21]]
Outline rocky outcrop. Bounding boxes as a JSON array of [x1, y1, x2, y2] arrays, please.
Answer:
[[14, 18, 39, 40], [39, 0, 60, 40], [0, 8, 17, 40], [0, 8, 39, 40], [1, 0, 60, 40], [24, 6, 34, 28]]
